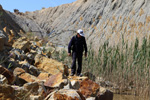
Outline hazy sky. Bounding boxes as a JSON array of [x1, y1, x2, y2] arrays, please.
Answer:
[[0, 0, 76, 12]]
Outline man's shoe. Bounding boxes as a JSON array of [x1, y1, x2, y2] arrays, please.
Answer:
[[70, 73, 74, 76], [77, 73, 82, 77]]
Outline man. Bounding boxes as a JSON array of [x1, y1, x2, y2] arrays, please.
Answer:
[[68, 29, 87, 76]]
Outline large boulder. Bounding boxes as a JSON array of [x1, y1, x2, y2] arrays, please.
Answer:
[[34, 54, 69, 76], [0, 65, 15, 84], [45, 89, 86, 100], [12, 37, 30, 51], [13, 68, 39, 85], [79, 79, 100, 98], [44, 73, 68, 89]]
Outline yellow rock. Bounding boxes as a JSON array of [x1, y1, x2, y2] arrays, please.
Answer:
[[44, 73, 67, 88], [12, 37, 30, 50], [34, 54, 68, 76]]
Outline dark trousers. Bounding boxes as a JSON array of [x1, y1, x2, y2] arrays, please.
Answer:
[[71, 52, 83, 75]]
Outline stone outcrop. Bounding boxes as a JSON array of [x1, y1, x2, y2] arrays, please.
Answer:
[[34, 54, 69, 76], [0, 5, 24, 45]]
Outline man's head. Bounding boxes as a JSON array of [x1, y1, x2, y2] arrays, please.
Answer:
[[77, 29, 84, 38]]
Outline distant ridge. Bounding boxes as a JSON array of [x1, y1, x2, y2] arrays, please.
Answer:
[[3, 0, 150, 49]]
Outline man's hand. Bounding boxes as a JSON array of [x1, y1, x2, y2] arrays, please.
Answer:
[[68, 53, 71, 56], [85, 53, 87, 57]]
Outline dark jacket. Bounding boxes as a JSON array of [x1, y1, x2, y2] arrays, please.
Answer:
[[68, 35, 87, 54]]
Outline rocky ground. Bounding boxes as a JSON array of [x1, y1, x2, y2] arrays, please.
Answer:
[[0, 28, 113, 100]]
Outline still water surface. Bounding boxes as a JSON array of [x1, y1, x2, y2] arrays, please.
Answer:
[[113, 94, 149, 100]]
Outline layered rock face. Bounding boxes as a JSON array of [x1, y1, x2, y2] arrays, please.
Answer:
[[7, 0, 150, 49], [0, 5, 24, 48]]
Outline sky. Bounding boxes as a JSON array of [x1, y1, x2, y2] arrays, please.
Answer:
[[0, 0, 76, 12]]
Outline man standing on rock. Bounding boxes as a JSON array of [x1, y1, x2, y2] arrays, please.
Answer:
[[68, 29, 87, 77]]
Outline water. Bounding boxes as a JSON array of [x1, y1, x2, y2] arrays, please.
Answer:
[[113, 94, 149, 100]]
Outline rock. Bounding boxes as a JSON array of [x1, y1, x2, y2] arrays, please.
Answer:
[[0, 84, 15, 100], [86, 97, 95, 100], [11, 85, 30, 99], [29, 65, 40, 76], [13, 67, 26, 76], [95, 87, 113, 100], [18, 61, 40, 76], [10, 49, 26, 60], [68, 75, 88, 81], [34, 54, 69, 76], [0, 65, 15, 84], [2, 27, 14, 45], [71, 80, 80, 90], [0, 74, 8, 84], [12, 37, 30, 51], [63, 80, 73, 89], [30, 95, 43, 100], [13, 68, 39, 85], [23, 82, 39, 95], [18, 72, 39, 83], [0, 31, 5, 51], [26, 53, 35, 64], [44, 73, 68, 89], [0, 37, 5, 51], [36, 40, 43, 47], [45, 89, 86, 100], [38, 72, 51, 81], [79, 78, 100, 98]]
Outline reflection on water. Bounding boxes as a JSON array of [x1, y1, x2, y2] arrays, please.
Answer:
[[113, 94, 148, 100]]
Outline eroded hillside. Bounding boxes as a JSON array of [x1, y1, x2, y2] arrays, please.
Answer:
[[7, 0, 150, 49]]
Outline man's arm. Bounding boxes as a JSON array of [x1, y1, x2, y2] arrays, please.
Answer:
[[68, 37, 74, 56], [83, 37, 87, 57]]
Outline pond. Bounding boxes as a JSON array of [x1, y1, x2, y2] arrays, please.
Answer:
[[113, 94, 149, 100]]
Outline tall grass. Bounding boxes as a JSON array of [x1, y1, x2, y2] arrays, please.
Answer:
[[81, 37, 150, 98]]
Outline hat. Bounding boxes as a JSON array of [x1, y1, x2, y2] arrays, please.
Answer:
[[77, 29, 84, 37]]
